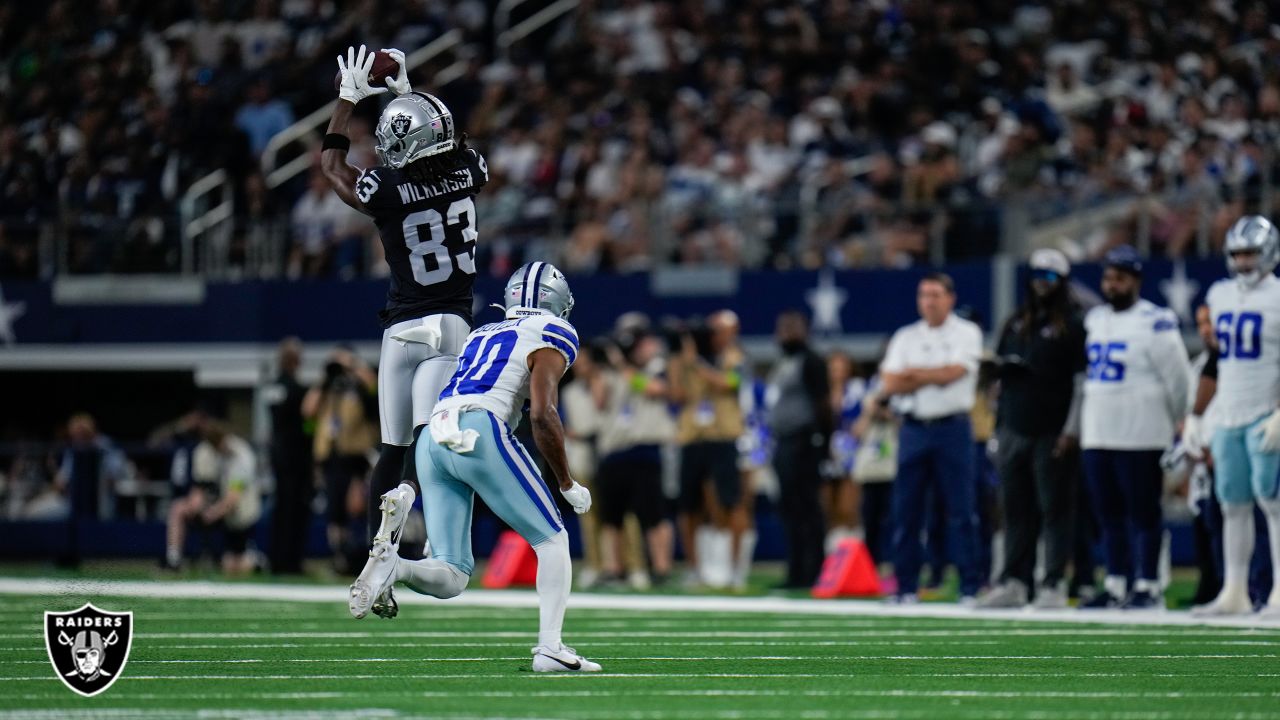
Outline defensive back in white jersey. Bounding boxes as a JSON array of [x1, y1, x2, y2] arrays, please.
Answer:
[[434, 312, 579, 429], [1206, 274, 1280, 429], [1081, 299, 1190, 450]]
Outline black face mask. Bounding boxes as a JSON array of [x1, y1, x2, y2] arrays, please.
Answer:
[[781, 339, 807, 354]]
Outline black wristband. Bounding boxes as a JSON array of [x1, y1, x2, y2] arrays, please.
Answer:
[[322, 133, 350, 152]]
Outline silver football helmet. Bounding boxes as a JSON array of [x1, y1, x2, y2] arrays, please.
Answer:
[[504, 261, 574, 319], [1225, 215, 1280, 287], [374, 92, 457, 169]]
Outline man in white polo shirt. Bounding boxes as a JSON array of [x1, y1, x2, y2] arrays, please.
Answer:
[[879, 272, 985, 603]]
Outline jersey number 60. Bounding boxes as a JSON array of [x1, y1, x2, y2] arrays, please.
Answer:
[[402, 197, 478, 286], [1215, 311, 1263, 360]]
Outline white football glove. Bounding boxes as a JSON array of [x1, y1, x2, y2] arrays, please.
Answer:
[[1258, 408, 1280, 453], [1182, 413, 1205, 458], [560, 481, 592, 514], [336, 45, 388, 104], [380, 48, 412, 95]]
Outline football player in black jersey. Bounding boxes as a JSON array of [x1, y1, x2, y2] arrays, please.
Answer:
[[321, 45, 489, 618]]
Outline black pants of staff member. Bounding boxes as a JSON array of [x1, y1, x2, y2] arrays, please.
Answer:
[[996, 429, 1076, 592], [270, 456, 312, 574], [773, 429, 827, 588]]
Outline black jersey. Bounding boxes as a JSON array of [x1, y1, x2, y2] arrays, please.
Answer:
[[355, 148, 489, 327]]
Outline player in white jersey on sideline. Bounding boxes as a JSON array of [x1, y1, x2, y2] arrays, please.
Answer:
[[1079, 246, 1190, 609], [348, 261, 602, 672], [1187, 216, 1280, 617]]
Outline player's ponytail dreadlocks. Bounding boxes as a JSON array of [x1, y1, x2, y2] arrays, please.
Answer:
[[403, 133, 473, 186]]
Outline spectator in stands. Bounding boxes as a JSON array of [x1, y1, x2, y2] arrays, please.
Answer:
[[163, 419, 261, 575], [670, 311, 752, 589], [289, 170, 362, 279], [234, 76, 294, 158], [304, 344, 377, 573], [2, 2, 1279, 276], [595, 318, 676, 589], [978, 249, 1086, 610], [879, 274, 984, 603], [264, 337, 312, 575], [766, 310, 831, 589]]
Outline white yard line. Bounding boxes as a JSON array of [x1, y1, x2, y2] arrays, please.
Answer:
[[2, 577, 1278, 628]]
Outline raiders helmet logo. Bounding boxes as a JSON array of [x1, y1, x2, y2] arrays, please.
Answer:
[[390, 113, 413, 139], [44, 603, 133, 697]]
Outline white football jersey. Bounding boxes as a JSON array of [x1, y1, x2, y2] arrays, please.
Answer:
[[434, 312, 578, 429], [1205, 275, 1280, 428], [1081, 299, 1190, 450]]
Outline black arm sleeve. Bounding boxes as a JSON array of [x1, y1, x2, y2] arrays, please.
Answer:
[[1201, 345, 1219, 380]]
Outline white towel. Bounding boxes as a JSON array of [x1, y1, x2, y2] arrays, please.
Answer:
[[429, 409, 479, 454], [391, 315, 444, 349]]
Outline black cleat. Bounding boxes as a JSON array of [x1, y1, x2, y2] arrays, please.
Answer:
[[372, 587, 399, 619]]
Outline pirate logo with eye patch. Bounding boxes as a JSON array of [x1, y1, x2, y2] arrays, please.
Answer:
[[390, 113, 413, 139], [44, 603, 133, 696]]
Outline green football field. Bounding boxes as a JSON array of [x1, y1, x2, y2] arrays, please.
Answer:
[[2, 583, 1279, 720]]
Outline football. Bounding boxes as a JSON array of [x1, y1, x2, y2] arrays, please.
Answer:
[[333, 49, 399, 91]]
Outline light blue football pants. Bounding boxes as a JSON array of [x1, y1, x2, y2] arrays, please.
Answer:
[[416, 409, 565, 575], [1211, 415, 1280, 506]]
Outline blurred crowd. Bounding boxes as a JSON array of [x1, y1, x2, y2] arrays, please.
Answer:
[[3, 1, 1280, 279]]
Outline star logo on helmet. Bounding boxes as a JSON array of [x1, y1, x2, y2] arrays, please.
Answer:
[[390, 113, 412, 139]]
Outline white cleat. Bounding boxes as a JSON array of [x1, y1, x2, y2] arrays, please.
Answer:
[[1257, 603, 1280, 620], [372, 484, 416, 547], [349, 485, 415, 619], [531, 644, 603, 673], [1191, 591, 1253, 617]]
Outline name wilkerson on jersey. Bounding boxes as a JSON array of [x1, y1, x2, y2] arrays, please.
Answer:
[[355, 148, 490, 328]]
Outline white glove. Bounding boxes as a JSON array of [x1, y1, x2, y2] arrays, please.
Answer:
[[1182, 414, 1205, 458], [336, 45, 388, 104], [1258, 408, 1280, 453], [381, 48, 412, 95], [560, 481, 592, 514]]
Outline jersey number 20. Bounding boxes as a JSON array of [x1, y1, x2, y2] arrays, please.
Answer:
[[1216, 311, 1263, 360], [402, 197, 478, 286]]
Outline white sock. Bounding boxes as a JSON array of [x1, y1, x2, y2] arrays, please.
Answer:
[[705, 529, 733, 588], [733, 530, 757, 587], [1104, 574, 1127, 599], [1260, 500, 1280, 604], [1221, 502, 1255, 599], [533, 530, 571, 650], [166, 545, 181, 566], [695, 525, 715, 584], [395, 557, 468, 599]]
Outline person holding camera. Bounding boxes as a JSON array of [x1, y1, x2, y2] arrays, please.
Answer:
[[304, 345, 378, 572]]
